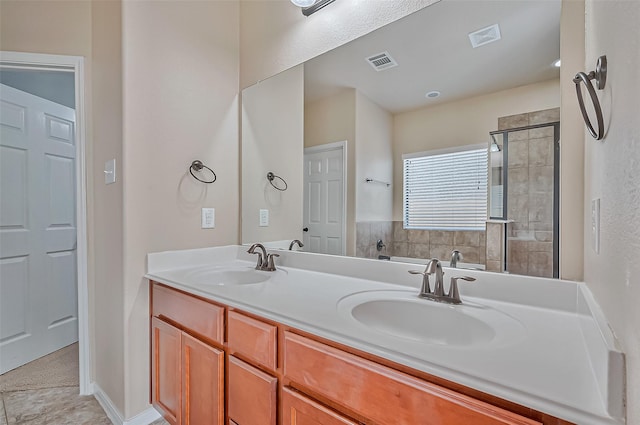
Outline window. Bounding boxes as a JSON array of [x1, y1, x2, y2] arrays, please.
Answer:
[[403, 145, 488, 231]]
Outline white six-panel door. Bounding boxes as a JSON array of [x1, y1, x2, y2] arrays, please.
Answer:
[[0, 83, 78, 373], [303, 144, 345, 255]]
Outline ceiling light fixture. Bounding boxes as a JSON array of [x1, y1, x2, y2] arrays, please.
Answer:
[[553, 59, 561, 68], [291, 0, 337, 16], [291, 0, 316, 7], [425, 90, 441, 99]]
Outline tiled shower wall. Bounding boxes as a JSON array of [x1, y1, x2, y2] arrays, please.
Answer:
[[499, 107, 558, 278], [356, 221, 486, 265], [355, 221, 393, 258]]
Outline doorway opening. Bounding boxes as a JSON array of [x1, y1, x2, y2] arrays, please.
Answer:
[[0, 52, 89, 395]]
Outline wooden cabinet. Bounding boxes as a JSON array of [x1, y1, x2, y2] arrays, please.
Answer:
[[181, 333, 224, 425], [282, 388, 358, 425], [228, 310, 277, 370], [151, 285, 225, 425], [152, 283, 224, 344], [150, 282, 573, 425], [284, 332, 542, 425], [151, 317, 181, 425], [228, 356, 277, 425]]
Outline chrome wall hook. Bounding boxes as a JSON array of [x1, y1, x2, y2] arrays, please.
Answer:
[[574, 55, 607, 140]]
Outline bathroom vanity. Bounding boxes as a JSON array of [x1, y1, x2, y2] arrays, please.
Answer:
[[146, 246, 624, 425]]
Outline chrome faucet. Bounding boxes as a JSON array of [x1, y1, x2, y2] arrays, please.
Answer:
[[289, 239, 304, 250], [409, 258, 444, 298], [450, 249, 462, 268], [409, 258, 476, 304], [247, 243, 279, 271]]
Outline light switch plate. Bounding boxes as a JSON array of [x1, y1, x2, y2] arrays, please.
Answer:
[[259, 209, 269, 227], [591, 198, 600, 254], [104, 159, 116, 184], [202, 208, 215, 229]]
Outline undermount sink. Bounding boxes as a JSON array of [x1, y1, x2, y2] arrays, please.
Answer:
[[338, 290, 525, 348], [185, 265, 271, 286]]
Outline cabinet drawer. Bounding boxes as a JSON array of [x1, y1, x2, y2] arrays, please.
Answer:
[[284, 332, 541, 425], [152, 283, 224, 345], [228, 310, 277, 370], [228, 356, 277, 425], [282, 387, 358, 425]]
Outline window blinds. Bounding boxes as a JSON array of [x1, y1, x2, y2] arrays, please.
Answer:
[[403, 147, 488, 230]]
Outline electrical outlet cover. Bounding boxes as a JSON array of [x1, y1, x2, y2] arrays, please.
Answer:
[[259, 209, 269, 227], [202, 208, 215, 229]]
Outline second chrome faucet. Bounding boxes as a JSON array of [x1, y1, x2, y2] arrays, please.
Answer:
[[409, 258, 475, 304], [247, 243, 279, 271]]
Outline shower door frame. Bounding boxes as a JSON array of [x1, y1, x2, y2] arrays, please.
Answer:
[[489, 121, 560, 278]]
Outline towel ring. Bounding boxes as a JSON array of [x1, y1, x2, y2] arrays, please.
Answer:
[[267, 172, 288, 191], [574, 55, 607, 140], [189, 160, 217, 184]]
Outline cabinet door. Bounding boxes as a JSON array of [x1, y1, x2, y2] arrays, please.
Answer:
[[152, 317, 181, 425], [228, 356, 277, 425], [282, 388, 357, 425], [181, 332, 224, 425]]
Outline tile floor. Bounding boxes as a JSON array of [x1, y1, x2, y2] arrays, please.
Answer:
[[0, 345, 169, 425], [1, 385, 170, 425]]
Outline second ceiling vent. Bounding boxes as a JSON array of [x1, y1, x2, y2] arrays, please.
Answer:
[[468, 24, 502, 48], [366, 51, 398, 71]]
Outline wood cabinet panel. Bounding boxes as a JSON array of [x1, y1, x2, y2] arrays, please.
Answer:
[[228, 355, 277, 425], [152, 283, 224, 344], [228, 310, 277, 370], [152, 317, 181, 425], [282, 387, 358, 425], [181, 333, 224, 425], [284, 332, 542, 425]]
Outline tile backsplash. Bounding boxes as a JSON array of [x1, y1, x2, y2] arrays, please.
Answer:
[[356, 221, 486, 265]]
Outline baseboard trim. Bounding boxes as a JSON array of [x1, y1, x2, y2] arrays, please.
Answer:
[[124, 406, 161, 425], [92, 383, 161, 425], [93, 383, 125, 425]]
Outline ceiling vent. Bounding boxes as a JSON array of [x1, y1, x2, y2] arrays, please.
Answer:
[[366, 52, 398, 71], [468, 24, 501, 48]]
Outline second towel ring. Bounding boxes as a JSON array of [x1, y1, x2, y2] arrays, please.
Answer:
[[190, 160, 217, 184], [574, 55, 607, 140], [267, 172, 288, 191]]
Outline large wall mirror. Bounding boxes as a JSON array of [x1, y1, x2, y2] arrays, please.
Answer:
[[242, 0, 562, 278]]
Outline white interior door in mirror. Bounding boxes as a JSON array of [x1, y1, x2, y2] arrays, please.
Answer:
[[0, 84, 78, 373], [304, 144, 345, 255]]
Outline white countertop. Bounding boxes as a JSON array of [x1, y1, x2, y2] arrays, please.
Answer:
[[146, 245, 625, 425]]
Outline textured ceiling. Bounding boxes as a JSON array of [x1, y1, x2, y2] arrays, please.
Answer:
[[304, 0, 561, 113]]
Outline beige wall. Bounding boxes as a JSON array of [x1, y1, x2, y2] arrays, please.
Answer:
[[242, 64, 304, 244], [1, 0, 126, 412], [355, 91, 393, 222], [0, 0, 92, 56], [305, 90, 356, 255], [121, 0, 239, 417], [583, 0, 640, 422], [91, 0, 125, 413], [239, 0, 438, 89], [392, 79, 560, 218], [559, 0, 585, 281]]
